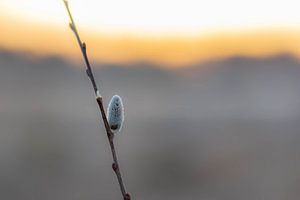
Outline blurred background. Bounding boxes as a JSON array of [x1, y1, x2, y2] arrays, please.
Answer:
[[1, 0, 300, 200]]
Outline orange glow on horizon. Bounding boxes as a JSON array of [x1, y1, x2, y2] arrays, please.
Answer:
[[1, 15, 300, 68]]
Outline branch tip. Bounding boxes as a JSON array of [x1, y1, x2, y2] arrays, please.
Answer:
[[63, 0, 68, 6]]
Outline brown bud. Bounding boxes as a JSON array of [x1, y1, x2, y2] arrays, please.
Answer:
[[112, 163, 118, 171], [82, 42, 86, 49], [124, 193, 131, 200]]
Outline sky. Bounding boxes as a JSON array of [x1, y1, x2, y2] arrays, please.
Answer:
[[1, 0, 300, 67]]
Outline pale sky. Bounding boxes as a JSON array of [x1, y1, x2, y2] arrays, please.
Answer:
[[1, 0, 300, 34], [1, 0, 300, 67]]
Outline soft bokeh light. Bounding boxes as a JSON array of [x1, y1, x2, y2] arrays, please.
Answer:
[[0, 0, 300, 66]]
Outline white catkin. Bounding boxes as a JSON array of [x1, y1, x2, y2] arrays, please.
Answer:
[[107, 95, 124, 133]]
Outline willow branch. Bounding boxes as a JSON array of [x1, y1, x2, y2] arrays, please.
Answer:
[[62, 1, 131, 199]]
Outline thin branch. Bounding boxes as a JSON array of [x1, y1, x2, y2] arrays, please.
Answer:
[[63, 0, 98, 94], [62, 1, 131, 199]]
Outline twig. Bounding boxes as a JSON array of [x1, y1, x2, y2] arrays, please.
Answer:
[[62, 1, 131, 199]]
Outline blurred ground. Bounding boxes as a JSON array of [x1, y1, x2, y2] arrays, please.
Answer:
[[0, 50, 300, 200]]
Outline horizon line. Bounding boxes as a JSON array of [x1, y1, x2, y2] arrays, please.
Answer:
[[1, 15, 300, 68]]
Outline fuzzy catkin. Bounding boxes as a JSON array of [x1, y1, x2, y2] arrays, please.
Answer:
[[107, 95, 124, 133]]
